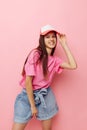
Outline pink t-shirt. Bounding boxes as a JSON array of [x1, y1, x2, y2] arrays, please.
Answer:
[[19, 49, 63, 90]]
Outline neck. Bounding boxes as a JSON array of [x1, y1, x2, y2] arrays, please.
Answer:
[[46, 48, 52, 55]]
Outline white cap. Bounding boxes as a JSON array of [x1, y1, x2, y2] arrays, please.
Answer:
[[40, 24, 60, 35]]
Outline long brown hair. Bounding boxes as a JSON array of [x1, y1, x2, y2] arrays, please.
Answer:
[[22, 32, 57, 76], [37, 33, 57, 76]]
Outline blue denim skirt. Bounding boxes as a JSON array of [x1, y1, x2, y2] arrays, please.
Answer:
[[14, 87, 59, 123]]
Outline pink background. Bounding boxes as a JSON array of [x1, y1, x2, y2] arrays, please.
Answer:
[[0, 0, 87, 130]]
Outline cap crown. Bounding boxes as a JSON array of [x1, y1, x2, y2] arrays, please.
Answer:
[[40, 24, 57, 35]]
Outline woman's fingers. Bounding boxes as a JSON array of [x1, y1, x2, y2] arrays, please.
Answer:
[[58, 34, 67, 45], [31, 106, 38, 117]]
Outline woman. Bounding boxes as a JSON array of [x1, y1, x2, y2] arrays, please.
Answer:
[[12, 24, 77, 130]]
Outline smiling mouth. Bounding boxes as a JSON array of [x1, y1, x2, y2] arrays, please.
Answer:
[[49, 42, 55, 45]]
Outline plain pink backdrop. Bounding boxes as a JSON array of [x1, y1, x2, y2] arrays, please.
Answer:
[[0, 0, 87, 130]]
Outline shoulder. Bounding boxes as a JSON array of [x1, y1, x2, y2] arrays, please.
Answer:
[[27, 49, 40, 63], [29, 49, 40, 56], [49, 55, 63, 67]]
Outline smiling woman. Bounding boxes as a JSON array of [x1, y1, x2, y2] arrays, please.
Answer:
[[12, 24, 77, 130]]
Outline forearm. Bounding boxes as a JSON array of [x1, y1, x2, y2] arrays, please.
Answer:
[[58, 34, 77, 69], [61, 43, 77, 68], [25, 76, 35, 107]]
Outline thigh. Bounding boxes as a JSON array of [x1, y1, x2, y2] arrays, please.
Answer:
[[41, 118, 52, 130], [12, 122, 27, 130], [14, 89, 32, 123]]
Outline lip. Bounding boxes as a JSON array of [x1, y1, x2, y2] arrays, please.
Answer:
[[48, 42, 55, 45]]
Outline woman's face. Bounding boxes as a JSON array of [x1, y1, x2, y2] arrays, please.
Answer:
[[44, 31, 57, 51]]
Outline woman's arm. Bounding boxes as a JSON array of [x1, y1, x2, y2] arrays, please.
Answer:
[[58, 34, 77, 69], [25, 76, 38, 116]]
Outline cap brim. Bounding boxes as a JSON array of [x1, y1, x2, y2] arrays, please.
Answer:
[[41, 30, 60, 35]]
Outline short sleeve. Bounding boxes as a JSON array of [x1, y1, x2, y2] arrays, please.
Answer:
[[55, 57, 63, 74], [24, 50, 39, 76]]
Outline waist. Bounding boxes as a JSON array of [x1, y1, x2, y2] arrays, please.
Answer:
[[22, 86, 51, 108], [22, 86, 50, 93]]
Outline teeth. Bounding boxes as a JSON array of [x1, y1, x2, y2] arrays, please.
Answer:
[[49, 42, 54, 45], [49, 42, 54, 43]]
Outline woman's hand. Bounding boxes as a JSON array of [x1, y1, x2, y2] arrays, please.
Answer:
[[58, 34, 67, 46], [31, 105, 38, 117]]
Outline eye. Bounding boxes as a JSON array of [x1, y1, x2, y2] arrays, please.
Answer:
[[52, 35, 56, 38], [45, 35, 50, 38]]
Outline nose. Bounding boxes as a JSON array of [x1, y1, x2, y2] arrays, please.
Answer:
[[50, 37, 54, 41]]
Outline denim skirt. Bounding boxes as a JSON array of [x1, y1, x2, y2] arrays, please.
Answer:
[[13, 87, 59, 123]]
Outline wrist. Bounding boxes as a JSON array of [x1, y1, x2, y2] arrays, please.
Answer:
[[31, 104, 36, 108], [61, 42, 67, 48]]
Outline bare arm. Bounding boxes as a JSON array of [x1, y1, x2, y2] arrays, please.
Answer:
[[58, 34, 77, 69], [25, 76, 38, 116]]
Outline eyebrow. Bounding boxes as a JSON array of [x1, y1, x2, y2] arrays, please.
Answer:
[[45, 32, 56, 36]]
